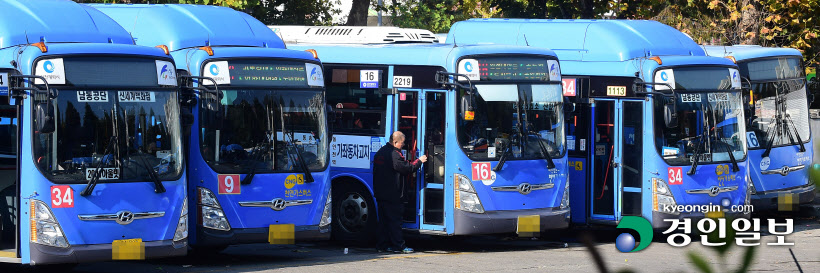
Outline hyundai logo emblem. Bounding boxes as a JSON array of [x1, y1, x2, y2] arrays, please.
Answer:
[[271, 198, 287, 211], [115, 210, 135, 225], [708, 186, 720, 197], [780, 166, 791, 176], [518, 183, 533, 195]]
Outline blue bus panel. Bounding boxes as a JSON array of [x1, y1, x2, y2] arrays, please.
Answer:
[[279, 37, 570, 239], [449, 19, 752, 228], [1, 0, 187, 264], [93, 4, 332, 248], [705, 45, 815, 210]]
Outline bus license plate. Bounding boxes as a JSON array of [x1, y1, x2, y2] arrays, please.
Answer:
[[517, 215, 540, 237], [112, 238, 144, 260], [86, 168, 120, 180], [269, 224, 295, 244]]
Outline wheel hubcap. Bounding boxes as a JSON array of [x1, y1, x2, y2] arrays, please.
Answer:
[[338, 192, 368, 233]]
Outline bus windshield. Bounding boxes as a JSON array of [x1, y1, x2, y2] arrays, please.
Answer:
[[740, 57, 809, 148], [35, 90, 183, 183], [199, 89, 328, 173], [457, 83, 565, 161], [654, 67, 747, 165], [33, 57, 183, 183]]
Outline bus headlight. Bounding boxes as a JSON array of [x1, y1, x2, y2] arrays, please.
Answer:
[[319, 189, 332, 227], [455, 174, 484, 213], [652, 177, 678, 215], [560, 178, 570, 209], [173, 199, 189, 241], [30, 200, 69, 248], [198, 187, 230, 231]]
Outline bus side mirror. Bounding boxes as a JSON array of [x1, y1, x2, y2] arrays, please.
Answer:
[[663, 97, 678, 128], [35, 102, 55, 134], [563, 96, 575, 115], [460, 93, 475, 121]]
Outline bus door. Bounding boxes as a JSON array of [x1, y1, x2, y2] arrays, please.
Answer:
[[418, 90, 445, 231], [394, 88, 420, 225], [0, 69, 19, 259], [589, 99, 644, 222], [393, 88, 447, 232]]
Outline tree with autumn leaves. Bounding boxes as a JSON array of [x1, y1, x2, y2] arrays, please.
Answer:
[[76, 0, 818, 67], [379, 0, 819, 67]]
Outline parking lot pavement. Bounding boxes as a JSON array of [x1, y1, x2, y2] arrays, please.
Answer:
[[3, 211, 820, 273]]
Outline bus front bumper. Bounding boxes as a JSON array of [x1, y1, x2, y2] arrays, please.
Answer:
[[28, 239, 187, 265], [452, 207, 570, 235], [194, 224, 330, 246], [751, 183, 816, 211]]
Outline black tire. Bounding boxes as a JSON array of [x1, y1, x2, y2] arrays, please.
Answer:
[[332, 181, 377, 245]]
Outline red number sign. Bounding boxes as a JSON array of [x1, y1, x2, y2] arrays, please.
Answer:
[[667, 167, 683, 185], [51, 185, 74, 208], [471, 162, 491, 181], [218, 174, 241, 194], [562, 78, 576, 97]]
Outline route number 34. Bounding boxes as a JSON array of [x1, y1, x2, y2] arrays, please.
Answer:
[[51, 185, 74, 208], [668, 167, 683, 185]]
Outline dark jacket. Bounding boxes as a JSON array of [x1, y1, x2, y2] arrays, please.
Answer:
[[372, 143, 421, 202]]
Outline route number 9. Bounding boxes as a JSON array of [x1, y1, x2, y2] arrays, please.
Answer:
[[218, 174, 241, 194]]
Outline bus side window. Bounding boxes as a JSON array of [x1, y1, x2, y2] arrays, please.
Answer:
[[326, 68, 387, 136]]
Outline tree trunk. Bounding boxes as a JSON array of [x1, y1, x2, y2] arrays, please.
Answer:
[[346, 0, 370, 26], [738, 0, 760, 45]]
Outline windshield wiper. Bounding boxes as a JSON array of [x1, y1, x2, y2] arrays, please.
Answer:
[[518, 92, 556, 169], [762, 85, 806, 157], [278, 99, 314, 183], [713, 135, 740, 172], [240, 134, 271, 185], [493, 145, 511, 171], [527, 131, 557, 169], [687, 104, 711, 175], [80, 135, 118, 196], [134, 150, 167, 193]]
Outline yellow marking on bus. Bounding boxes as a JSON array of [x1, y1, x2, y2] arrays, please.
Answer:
[[0, 251, 16, 258]]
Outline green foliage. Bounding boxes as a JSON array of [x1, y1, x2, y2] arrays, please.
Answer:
[[386, 1, 462, 33]]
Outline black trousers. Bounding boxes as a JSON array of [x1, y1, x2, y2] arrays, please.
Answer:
[[376, 200, 405, 250]]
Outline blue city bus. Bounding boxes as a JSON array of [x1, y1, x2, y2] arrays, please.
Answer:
[[0, 0, 187, 264], [705, 45, 815, 210], [94, 4, 332, 250], [274, 26, 570, 240], [449, 19, 752, 228]]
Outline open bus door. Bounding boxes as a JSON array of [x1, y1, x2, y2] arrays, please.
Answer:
[[393, 88, 446, 233], [0, 69, 19, 261], [586, 99, 644, 224]]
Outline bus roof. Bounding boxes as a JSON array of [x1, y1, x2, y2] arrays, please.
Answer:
[[287, 43, 558, 68], [703, 45, 802, 61], [0, 0, 134, 50], [91, 4, 284, 52], [271, 26, 439, 44], [447, 19, 706, 62]]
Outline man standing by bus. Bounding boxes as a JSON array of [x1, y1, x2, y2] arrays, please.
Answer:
[[373, 131, 427, 254]]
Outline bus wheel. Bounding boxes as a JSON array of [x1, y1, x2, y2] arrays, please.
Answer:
[[332, 182, 376, 244]]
